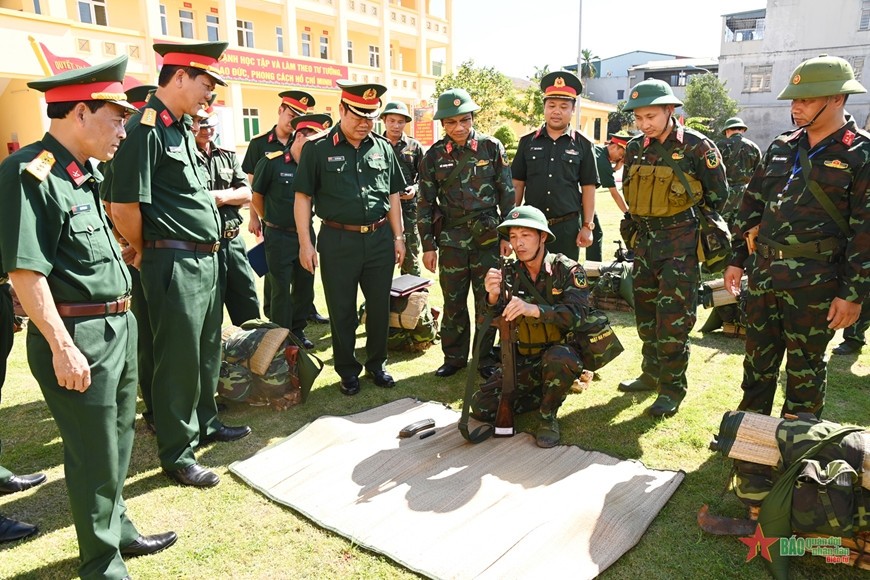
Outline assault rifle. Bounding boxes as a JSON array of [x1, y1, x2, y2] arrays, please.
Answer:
[[493, 257, 517, 437]]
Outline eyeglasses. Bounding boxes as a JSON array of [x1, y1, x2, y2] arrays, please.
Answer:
[[442, 115, 473, 129], [198, 126, 216, 132]]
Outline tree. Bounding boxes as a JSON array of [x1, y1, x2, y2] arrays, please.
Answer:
[[580, 49, 599, 95], [432, 59, 514, 133], [502, 65, 549, 128], [607, 100, 634, 135], [682, 73, 739, 137]]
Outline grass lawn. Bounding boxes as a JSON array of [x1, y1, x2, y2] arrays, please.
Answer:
[[1, 193, 868, 579]]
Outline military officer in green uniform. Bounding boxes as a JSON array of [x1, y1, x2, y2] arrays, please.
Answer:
[[717, 117, 762, 232], [0, 56, 176, 579], [618, 79, 728, 417], [193, 109, 261, 325], [111, 42, 250, 488], [380, 101, 424, 275], [512, 71, 599, 261], [251, 113, 332, 349], [592, 132, 631, 254], [418, 89, 515, 379], [294, 81, 406, 395], [724, 55, 869, 417]]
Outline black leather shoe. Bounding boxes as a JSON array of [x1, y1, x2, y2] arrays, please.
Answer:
[[299, 336, 315, 350], [200, 425, 252, 445], [0, 473, 47, 495], [142, 413, 156, 434], [340, 376, 360, 396], [0, 516, 38, 543], [434, 363, 466, 378], [308, 311, 329, 324], [120, 531, 178, 557], [832, 341, 863, 355], [368, 370, 395, 388], [164, 464, 220, 488], [478, 366, 498, 380]]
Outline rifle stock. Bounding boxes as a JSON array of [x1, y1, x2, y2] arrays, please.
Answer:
[[494, 258, 517, 437]]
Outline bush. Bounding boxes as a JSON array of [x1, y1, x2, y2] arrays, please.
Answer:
[[493, 125, 517, 150]]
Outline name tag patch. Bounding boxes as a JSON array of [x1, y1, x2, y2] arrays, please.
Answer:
[[71, 204, 92, 215], [328, 156, 345, 162]]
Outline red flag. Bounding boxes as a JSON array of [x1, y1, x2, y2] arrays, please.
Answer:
[[37, 41, 91, 74]]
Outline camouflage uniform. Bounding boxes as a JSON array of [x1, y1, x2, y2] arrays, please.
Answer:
[[730, 117, 870, 417], [622, 118, 728, 410], [385, 131, 424, 275], [418, 128, 515, 369], [839, 304, 870, 350], [717, 132, 762, 229]]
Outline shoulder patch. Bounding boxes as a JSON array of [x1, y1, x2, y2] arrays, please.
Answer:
[[141, 108, 157, 127], [24, 150, 55, 181], [572, 267, 588, 289], [705, 149, 721, 169], [265, 150, 283, 160]]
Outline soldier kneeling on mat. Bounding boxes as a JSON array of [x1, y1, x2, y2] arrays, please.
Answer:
[[470, 206, 621, 448]]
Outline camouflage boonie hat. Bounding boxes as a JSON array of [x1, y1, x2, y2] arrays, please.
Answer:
[[433, 88, 480, 120], [218, 361, 254, 402], [777, 54, 867, 100], [722, 117, 748, 133], [497, 206, 556, 242], [623, 79, 683, 111]]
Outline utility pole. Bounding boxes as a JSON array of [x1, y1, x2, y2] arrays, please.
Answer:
[[575, 0, 583, 131]]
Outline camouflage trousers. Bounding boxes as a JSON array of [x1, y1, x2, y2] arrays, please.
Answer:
[[738, 279, 837, 418], [469, 344, 582, 421], [438, 242, 498, 368], [632, 223, 700, 403], [842, 303, 870, 345], [401, 198, 421, 276]]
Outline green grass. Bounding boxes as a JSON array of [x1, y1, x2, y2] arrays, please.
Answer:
[[1, 194, 868, 579]]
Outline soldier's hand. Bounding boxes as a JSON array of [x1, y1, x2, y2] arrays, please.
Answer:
[[576, 228, 593, 248], [132, 251, 142, 270], [502, 296, 539, 322], [248, 211, 262, 236], [53, 345, 91, 392], [399, 186, 416, 201], [724, 266, 744, 296], [394, 238, 406, 265], [121, 245, 137, 266], [827, 298, 861, 330], [422, 250, 438, 273], [299, 244, 318, 274], [484, 268, 502, 296], [499, 239, 512, 257]]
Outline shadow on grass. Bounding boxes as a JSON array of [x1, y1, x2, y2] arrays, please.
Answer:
[[4, 556, 79, 580]]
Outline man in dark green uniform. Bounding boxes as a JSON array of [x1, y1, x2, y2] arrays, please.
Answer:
[[0, 56, 176, 579], [717, 117, 762, 232], [251, 113, 332, 349], [618, 79, 728, 417], [381, 101, 424, 275], [193, 110, 261, 325], [592, 133, 630, 255], [512, 71, 599, 261], [241, 89, 328, 324], [294, 81, 406, 395], [724, 55, 868, 417], [111, 42, 250, 488]]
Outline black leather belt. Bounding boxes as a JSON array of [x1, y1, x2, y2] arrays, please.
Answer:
[[56, 296, 131, 318], [547, 211, 579, 226], [143, 239, 220, 253], [262, 220, 298, 234], [635, 207, 697, 230], [321, 216, 387, 233]]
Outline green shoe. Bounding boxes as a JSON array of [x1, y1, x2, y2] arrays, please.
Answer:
[[646, 395, 680, 418], [618, 376, 656, 392], [535, 416, 560, 448]]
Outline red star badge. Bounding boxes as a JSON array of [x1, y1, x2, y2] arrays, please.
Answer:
[[739, 524, 778, 562]]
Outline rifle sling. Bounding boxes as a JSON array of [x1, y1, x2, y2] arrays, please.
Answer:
[[797, 147, 851, 236], [458, 308, 497, 443]]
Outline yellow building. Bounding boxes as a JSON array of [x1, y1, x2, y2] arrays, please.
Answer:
[[0, 0, 453, 160]]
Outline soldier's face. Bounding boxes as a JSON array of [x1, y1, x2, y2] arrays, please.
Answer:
[[509, 227, 544, 263], [441, 114, 473, 144], [81, 102, 128, 162], [790, 97, 832, 128], [383, 114, 408, 139], [607, 143, 625, 163], [277, 104, 298, 135], [543, 98, 574, 131], [196, 123, 215, 148], [339, 104, 374, 141], [633, 105, 672, 139], [182, 72, 215, 117]]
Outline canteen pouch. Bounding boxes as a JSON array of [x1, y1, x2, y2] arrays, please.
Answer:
[[791, 459, 858, 536], [697, 205, 732, 274], [619, 214, 639, 249], [572, 309, 624, 371], [470, 212, 500, 248]]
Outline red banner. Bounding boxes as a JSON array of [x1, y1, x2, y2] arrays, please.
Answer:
[[37, 41, 91, 74], [413, 105, 435, 146], [213, 49, 347, 89]]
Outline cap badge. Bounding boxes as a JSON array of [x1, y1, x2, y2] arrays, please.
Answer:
[[323, 120, 331, 128], [631, 91, 639, 99], [363, 88, 377, 100], [453, 98, 461, 106], [554, 77, 565, 88], [792, 74, 801, 85], [300, 97, 309, 105], [511, 211, 520, 218]]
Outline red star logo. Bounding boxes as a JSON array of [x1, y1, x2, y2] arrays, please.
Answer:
[[739, 524, 778, 562]]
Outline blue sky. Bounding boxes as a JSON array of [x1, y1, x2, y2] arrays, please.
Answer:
[[452, 0, 766, 78]]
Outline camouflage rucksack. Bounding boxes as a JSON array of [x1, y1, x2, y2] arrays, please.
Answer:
[[359, 291, 441, 352]]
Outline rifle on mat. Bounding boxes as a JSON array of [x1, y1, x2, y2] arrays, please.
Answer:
[[493, 257, 517, 437]]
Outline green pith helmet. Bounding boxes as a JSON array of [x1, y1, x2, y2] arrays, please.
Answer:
[[777, 54, 867, 100], [497, 206, 556, 242], [433, 88, 480, 120], [722, 117, 748, 133], [380, 101, 413, 121], [623, 79, 683, 111]]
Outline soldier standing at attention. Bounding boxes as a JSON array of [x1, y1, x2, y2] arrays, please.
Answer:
[[251, 113, 332, 349], [512, 71, 599, 261], [724, 55, 869, 417], [617, 80, 728, 417], [381, 102, 424, 276], [0, 56, 176, 578], [418, 89, 515, 379], [717, 117, 762, 233], [111, 42, 251, 488], [294, 82, 406, 395], [193, 109, 261, 326]]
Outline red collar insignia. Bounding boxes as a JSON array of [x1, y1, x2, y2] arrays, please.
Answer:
[[267, 132, 275, 143], [643, 137, 651, 148], [842, 130, 855, 146], [676, 126, 684, 143], [65, 161, 87, 186], [445, 142, 453, 154], [332, 132, 340, 146], [470, 138, 478, 152], [284, 151, 291, 164], [159, 109, 173, 127]]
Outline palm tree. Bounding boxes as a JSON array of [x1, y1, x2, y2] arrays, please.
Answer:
[[580, 48, 599, 95]]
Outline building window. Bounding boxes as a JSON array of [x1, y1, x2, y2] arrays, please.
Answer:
[[861, 0, 870, 30], [847, 56, 865, 81], [369, 45, 380, 68], [34, 0, 41, 14], [301, 33, 311, 57], [347, 41, 353, 63], [742, 64, 772, 93], [159, 4, 167, 35], [243, 108, 260, 142], [319, 35, 329, 60], [207, 15, 220, 42], [276, 27, 284, 52], [179, 10, 194, 39], [237, 20, 254, 48], [616, 89, 624, 100], [78, 0, 107, 26]]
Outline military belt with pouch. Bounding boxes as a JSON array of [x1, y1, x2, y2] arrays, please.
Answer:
[[755, 235, 843, 262]]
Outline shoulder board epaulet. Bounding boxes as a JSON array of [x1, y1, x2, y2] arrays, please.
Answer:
[[251, 130, 271, 141], [371, 132, 389, 142], [780, 128, 803, 142], [141, 108, 157, 127], [24, 150, 55, 182], [572, 130, 594, 144], [265, 150, 283, 160]]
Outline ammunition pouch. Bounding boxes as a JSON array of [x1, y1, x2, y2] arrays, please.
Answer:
[[626, 164, 702, 217], [696, 204, 732, 274], [516, 317, 562, 356]]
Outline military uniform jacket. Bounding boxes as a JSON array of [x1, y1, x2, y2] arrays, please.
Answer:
[[718, 133, 762, 189], [385, 132, 423, 196], [511, 125, 599, 218], [294, 123, 406, 224], [593, 144, 617, 189], [196, 143, 248, 231], [730, 118, 870, 300], [251, 149, 299, 229], [110, 95, 221, 244], [418, 129, 515, 251], [0, 133, 131, 303], [241, 125, 287, 175]]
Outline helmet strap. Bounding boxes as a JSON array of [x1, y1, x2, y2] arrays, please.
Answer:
[[793, 97, 830, 129]]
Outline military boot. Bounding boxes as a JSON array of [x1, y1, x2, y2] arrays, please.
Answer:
[[646, 395, 680, 418], [535, 414, 560, 448], [618, 375, 656, 392]]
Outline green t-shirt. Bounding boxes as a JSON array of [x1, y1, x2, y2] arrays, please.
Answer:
[[593, 144, 617, 189]]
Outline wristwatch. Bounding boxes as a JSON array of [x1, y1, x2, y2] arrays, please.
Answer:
[[582, 221, 595, 231]]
